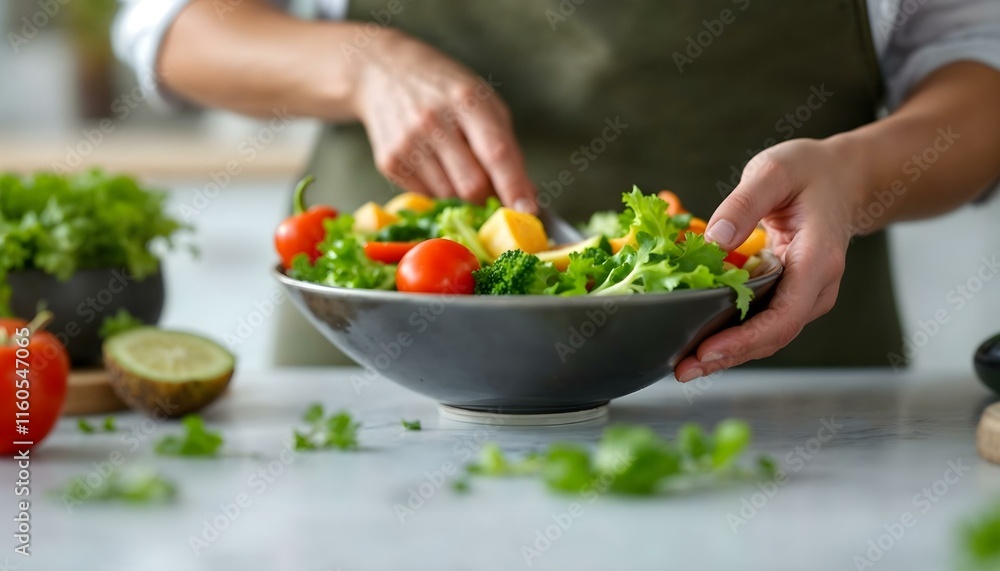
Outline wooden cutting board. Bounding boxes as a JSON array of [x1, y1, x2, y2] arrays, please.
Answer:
[[62, 368, 129, 416], [978, 402, 1000, 465]]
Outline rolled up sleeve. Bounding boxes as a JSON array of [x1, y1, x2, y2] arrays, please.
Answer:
[[112, 0, 192, 111], [880, 0, 1000, 109]]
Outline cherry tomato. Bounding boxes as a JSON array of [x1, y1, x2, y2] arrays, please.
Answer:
[[396, 239, 480, 294], [658, 190, 687, 216], [0, 314, 70, 456], [723, 250, 749, 268], [364, 241, 419, 264], [274, 176, 339, 269]]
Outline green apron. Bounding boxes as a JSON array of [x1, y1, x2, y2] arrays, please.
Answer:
[[274, 0, 904, 367]]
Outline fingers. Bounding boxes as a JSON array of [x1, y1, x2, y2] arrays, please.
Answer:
[[434, 125, 492, 203], [705, 151, 800, 251], [674, 230, 844, 383], [459, 101, 538, 213]]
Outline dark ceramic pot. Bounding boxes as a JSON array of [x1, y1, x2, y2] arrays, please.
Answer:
[[275, 264, 781, 414], [7, 268, 165, 366]]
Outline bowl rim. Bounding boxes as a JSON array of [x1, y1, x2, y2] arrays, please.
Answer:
[[271, 263, 782, 307]]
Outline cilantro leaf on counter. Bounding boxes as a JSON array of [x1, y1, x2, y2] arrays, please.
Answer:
[[54, 468, 177, 506], [154, 415, 224, 457], [293, 405, 360, 451], [401, 419, 421, 431], [460, 420, 769, 496], [0, 170, 188, 315], [959, 501, 1000, 570], [78, 416, 117, 434]]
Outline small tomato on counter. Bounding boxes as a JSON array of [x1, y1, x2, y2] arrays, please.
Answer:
[[0, 312, 70, 455], [274, 176, 339, 269]]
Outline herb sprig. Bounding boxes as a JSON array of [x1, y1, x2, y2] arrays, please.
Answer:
[[293, 403, 360, 451]]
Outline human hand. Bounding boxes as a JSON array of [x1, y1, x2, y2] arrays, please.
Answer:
[[351, 30, 536, 211], [674, 138, 865, 382]]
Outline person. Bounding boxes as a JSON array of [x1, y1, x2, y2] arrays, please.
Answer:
[[114, 0, 1000, 378]]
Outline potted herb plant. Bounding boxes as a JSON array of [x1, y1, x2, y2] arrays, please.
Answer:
[[0, 170, 188, 365]]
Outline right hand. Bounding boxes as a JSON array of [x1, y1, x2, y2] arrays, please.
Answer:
[[350, 30, 537, 211]]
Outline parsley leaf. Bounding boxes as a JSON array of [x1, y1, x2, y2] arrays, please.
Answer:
[[99, 309, 145, 339], [54, 468, 176, 505], [77, 419, 95, 433], [293, 405, 360, 451], [154, 415, 224, 457], [0, 170, 188, 315], [401, 419, 421, 431], [959, 501, 1000, 569], [78, 416, 117, 434]]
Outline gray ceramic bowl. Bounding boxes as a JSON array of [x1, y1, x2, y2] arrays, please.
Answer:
[[274, 264, 781, 414]]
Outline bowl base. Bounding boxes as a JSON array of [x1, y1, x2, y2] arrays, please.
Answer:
[[438, 404, 609, 426]]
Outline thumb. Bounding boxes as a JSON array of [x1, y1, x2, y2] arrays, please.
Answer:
[[705, 154, 798, 251]]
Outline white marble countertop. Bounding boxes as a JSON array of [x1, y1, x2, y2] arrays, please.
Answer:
[[6, 367, 1000, 571]]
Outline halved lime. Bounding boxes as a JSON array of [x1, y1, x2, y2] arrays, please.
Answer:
[[104, 328, 235, 417]]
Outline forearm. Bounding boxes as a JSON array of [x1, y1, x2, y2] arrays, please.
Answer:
[[832, 61, 1000, 233], [158, 0, 363, 121]]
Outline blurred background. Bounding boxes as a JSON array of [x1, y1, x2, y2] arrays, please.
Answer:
[[0, 2, 997, 371]]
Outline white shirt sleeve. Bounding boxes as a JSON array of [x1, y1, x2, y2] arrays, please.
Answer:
[[111, 0, 193, 111], [872, 0, 1000, 109]]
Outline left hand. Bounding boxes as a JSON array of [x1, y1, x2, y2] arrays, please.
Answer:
[[674, 137, 864, 382]]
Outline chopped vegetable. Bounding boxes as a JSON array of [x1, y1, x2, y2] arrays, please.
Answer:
[[657, 190, 687, 216], [384, 192, 436, 215], [0, 169, 187, 315], [293, 404, 360, 451], [401, 419, 422, 431], [54, 468, 176, 506], [536, 235, 604, 271], [363, 241, 419, 264], [477, 207, 549, 260], [154, 415, 224, 457], [578, 211, 626, 239], [274, 175, 339, 269], [396, 238, 479, 294], [352, 202, 399, 233], [734, 226, 767, 258], [460, 420, 770, 496], [289, 215, 396, 290], [437, 205, 494, 263], [472, 250, 561, 295], [98, 308, 145, 340]]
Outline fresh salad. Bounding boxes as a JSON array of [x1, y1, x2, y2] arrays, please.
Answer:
[[276, 180, 768, 317]]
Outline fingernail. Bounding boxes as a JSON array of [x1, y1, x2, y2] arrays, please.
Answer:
[[676, 368, 703, 383], [513, 198, 536, 214], [705, 219, 735, 248], [701, 352, 724, 363]]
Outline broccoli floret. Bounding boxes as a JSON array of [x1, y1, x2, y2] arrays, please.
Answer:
[[473, 250, 559, 295], [436, 205, 493, 263]]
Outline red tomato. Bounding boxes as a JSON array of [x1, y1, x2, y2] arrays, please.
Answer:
[[0, 316, 70, 455], [723, 250, 749, 268], [364, 241, 419, 264], [274, 176, 339, 269], [396, 239, 480, 294]]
